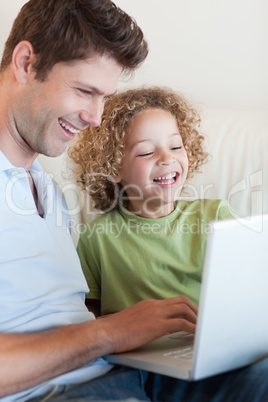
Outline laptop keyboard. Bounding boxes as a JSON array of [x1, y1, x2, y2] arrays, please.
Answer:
[[162, 333, 194, 361], [163, 346, 194, 360]]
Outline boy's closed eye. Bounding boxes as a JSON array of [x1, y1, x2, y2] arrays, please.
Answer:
[[137, 146, 183, 157], [138, 151, 154, 157]]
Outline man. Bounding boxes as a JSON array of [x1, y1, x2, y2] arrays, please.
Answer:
[[0, 1, 267, 401]]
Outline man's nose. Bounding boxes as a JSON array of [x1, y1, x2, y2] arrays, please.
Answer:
[[80, 100, 104, 128]]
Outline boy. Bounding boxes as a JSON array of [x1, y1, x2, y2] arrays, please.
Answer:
[[70, 87, 235, 317]]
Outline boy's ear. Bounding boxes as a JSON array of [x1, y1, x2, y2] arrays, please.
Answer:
[[12, 41, 36, 84], [112, 175, 122, 184]]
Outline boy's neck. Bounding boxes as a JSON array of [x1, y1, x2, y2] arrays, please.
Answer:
[[126, 201, 176, 219]]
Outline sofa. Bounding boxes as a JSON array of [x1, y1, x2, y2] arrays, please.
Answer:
[[38, 108, 268, 246]]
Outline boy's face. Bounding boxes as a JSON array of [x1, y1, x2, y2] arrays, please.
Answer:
[[116, 108, 189, 218], [12, 54, 122, 158]]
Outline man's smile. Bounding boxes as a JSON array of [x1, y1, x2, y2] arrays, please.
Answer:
[[58, 118, 82, 135]]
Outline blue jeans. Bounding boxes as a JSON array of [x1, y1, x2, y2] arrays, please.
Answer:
[[32, 358, 268, 402]]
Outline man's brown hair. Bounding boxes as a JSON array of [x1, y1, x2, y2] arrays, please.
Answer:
[[0, 0, 148, 80]]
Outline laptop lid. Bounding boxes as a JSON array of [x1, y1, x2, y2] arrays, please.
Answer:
[[106, 215, 268, 380], [192, 214, 268, 379]]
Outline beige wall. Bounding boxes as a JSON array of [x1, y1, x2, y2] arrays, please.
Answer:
[[1, 0, 267, 111], [113, 0, 268, 111]]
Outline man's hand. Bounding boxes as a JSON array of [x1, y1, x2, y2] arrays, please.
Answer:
[[94, 295, 197, 354], [0, 295, 197, 397]]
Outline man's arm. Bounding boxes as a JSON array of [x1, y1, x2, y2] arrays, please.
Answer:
[[0, 295, 197, 397]]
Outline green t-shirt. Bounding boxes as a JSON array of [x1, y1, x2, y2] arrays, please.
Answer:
[[77, 199, 234, 315]]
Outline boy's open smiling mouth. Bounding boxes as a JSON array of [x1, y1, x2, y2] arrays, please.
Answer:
[[153, 171, 179, 186]]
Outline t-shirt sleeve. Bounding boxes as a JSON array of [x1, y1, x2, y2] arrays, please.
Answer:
[[215, 199, 238, 220], [76, 230, 101, 300]]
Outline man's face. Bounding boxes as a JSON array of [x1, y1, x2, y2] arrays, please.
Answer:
[[12, 54, 122, 157]]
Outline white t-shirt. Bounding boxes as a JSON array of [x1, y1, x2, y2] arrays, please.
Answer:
[[0, 152, 112, 401]]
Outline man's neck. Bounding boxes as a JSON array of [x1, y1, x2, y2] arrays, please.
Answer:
[[0, 127, 38, 170], [0, 72, 38, 170]]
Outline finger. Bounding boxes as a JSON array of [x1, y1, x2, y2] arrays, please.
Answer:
[[164, 295, 198, 315], [166, 303, 197, 325], [169, 318, 196, 334], [160, 296, 198, 318]]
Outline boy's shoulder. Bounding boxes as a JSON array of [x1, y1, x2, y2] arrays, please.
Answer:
[[179, 198, 229, 207], [87, 209, 121, 225], [178, 198, 228, 208], [79, 209, 122, 238], [177, 199, 233, 219]]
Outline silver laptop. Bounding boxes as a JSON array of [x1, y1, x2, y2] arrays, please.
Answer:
[[105, 214, 268, 380]]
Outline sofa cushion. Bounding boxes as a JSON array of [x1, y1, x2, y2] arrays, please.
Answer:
[[183, 110, 268, 218]]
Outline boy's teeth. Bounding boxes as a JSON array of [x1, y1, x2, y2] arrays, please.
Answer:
[[153, 172, 177, 185], [156, 173, 176, 180]]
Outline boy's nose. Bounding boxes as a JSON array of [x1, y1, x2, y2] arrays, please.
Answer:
[[157, 152, 176, 166]]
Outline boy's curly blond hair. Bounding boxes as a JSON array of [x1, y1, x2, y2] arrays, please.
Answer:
[[69, 87, 208, 212]]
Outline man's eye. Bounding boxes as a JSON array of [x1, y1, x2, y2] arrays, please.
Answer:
[[78, 88, 92, 95]]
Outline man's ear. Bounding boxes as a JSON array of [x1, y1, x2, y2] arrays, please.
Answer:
[[12, 41, 36, 84]]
